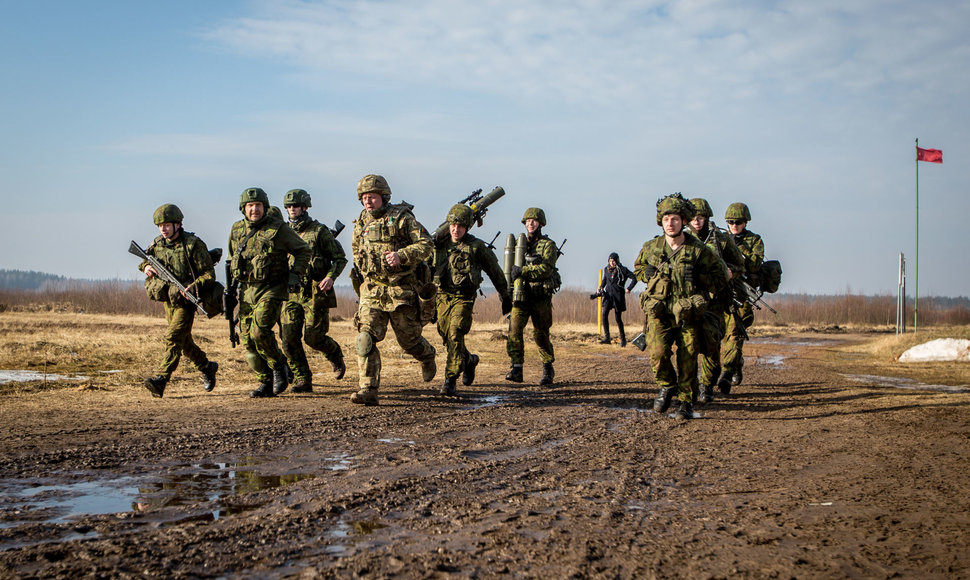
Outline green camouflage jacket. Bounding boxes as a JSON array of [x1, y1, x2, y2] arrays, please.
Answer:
[[434, 233, 510, 299], [520, 233, 560, 298], [139, 231, 215, 304], [229, 214, 311, 295], [287, 214, 348, 306], [634, 232, 728, 321], [352, 203, 433, 311], [731, 228, 765, 279]]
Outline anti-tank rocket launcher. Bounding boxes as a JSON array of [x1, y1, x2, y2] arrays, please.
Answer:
[[433, 186, 506, 239]]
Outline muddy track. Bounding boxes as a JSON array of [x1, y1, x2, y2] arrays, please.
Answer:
[[1, 332, 969, 578]]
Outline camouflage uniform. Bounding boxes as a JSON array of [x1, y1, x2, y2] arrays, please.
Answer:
[[280, 190, 348, 391], [506, 208, 560, 386], [350, 174, 437, 405], [229, 188, 311, 397], [635, 194, 728, 418], [140, 204, 218, 397], [688, 198, 745, 402], [720, 202, 764, 391], [433, 204, 511, 394]]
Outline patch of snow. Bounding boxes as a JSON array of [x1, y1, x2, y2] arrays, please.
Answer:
[[898, 338, 970, 363], [0, 370, 90, 385]]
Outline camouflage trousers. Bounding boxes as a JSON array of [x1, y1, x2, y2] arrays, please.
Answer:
[[507, 297, 554, 365], [239, 284, 286, 381], [436, 293, 476, 380], [355, 302, 436, 390], [156, 302, 209, 379], [698, 303, 728, 386], [281, 292, 344, 383], [721, 302, 754, 375], [646, 312, 701, 403]]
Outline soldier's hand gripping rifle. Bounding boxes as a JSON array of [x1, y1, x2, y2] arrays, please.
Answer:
[[733, 276, 777, 314], [433, 186, 506, 239], [224, 261, 240, 347], [129, 240, 209, 317]]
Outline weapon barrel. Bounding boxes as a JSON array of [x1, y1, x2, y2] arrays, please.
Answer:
[[331, 220, 345, 238], [503, 234, 515, 289], [468, 186, 504, 215], [513, 233, 527, 302]]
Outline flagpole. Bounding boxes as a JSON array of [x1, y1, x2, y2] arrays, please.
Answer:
[[914, 138, 920, 333]]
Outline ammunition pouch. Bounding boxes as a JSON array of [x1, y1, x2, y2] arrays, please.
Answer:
[[144, 276, 168, 302]]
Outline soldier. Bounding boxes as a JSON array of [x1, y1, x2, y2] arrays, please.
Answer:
[[688, 197, 745, 403], [140, 204, 219, 398], [228, 187, 311, 398], [719, 202, 765, 394], [592, 252, 637, 346], [433, 204, 512, 396], [506, 207, 560, 386], [634, 193, 728, 419], [350, 174, 437, 406], [279, 189, 348, 394]]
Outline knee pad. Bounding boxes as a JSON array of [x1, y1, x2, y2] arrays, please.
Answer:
[[356, 332, 375, 357]]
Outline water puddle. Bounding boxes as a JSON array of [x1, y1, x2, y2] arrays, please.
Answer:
[[326, 516, 388, 555], [752, 337, 832, 347], [0, 370, 90, 385], [759, 354, 787, 367], [377, 438, 415, 446], [841, 374, 969, 393], [0, 461, 322, 531], [463, 395, 508, 410]]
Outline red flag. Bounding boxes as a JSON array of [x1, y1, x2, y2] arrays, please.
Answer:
[[917, 147, 943, 163]]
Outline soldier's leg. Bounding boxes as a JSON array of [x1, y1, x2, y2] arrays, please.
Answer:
[[698, 308, 726, 391], [250, 295, 286, 370], [532, 297, 555, 365], [721, 303, 752, 385], [240, 298, 271, 381], [506, 305, 529, 365], [647, 314, 677, 413], [355, 303, 388, 392], [389, 304, 437, 381], [448, 297, 475, 378], [676, 325, 701, 403], [436, 295, 460, 380], [280, 299, 311, 384], [155, 302, 184, 379], [303, 294, 344, 366]]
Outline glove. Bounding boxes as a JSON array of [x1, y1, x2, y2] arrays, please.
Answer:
[[287, 272, 302, 294], [501, 296, 513, 315], [642, 264, 658, 279], [509, 265, 523, 282]]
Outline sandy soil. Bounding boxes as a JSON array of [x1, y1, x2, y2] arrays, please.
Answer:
[[1, 316, 969, 578]]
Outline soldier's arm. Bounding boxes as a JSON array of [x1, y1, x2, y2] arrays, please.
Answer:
[[318, 227, 348, 280], [395, 215, 433, 265], [278, 226, 312, 277], [634, 244, 656, 283], [698, 245, 729, 296], [479, 243, 510, 300], [521, 239, 558, 281], [721, 235, 746, 278], [750, 235, 765, 271], [190, 238, 216, 289]]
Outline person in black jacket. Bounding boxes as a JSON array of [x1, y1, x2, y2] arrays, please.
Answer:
[[591, 252, 637, 346]]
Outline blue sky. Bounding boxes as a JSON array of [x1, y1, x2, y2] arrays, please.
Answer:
[[2, 0, 967, 296]]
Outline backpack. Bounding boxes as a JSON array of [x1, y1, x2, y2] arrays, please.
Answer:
[[759, 260, 782, 294]]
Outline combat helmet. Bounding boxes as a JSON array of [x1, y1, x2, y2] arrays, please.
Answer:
[[239, 187, 270, 213], [283, 188, 312, 208], [153, 203, 183, 225], [725, 202, 751, 222], [356, 174, 392, 204], [690, 198, 713, 218], [446, 204, 474, 228], [655, 192, 694, 226], [521, 207, 546, 227]]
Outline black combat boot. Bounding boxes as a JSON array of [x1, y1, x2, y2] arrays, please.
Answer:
[[250, 379, 275, 398], [202, 361, 218, 392], [291, 379, 312, 393], [144, 376, 168, 398], [462, 354, 479, 386], [598, 329, 611, 344], [676, 400, 694, 420], [505, 365, 523, 383], [618, 323, 627, 347], [653, 387, 675, 413], [331, 358, 346, 380], [350, 388, 378, 406], [283, 361, 294, 384], [539, 362, 555, 386], [272, 366, 289, 395], [717, 371, 733, 395], [421, 358, 437, 382], [699, 383, 714, 404], [440, 376, 457, 396], [732, 368, 743, 386]]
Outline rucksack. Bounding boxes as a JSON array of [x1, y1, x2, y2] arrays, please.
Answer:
[[759, 260, 782, 294]]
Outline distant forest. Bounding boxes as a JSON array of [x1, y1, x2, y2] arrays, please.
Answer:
[[0, 270, 137, 291]]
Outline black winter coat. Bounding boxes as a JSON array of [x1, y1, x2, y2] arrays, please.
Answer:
[[598, 263, 637, 312]]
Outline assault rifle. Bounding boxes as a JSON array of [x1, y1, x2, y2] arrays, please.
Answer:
[[224, 261, 240, 347], [733, 276, 777, 314], [330, 220, 345, 238], [433, 186, 506, 239], [128, 240, 209, 317]]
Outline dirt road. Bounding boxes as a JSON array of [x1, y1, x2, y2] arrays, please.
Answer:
[[1, 317, 969, 578]]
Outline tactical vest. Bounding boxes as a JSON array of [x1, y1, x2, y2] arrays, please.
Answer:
[[354, 204, 422, 285], [230, 219, 289, 285], [435, 237, 485, 294], [147, 232, 201, 286], [290, 218, 332, 282], [641, 237, 704, 303], [524, 236, 561, 297]]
